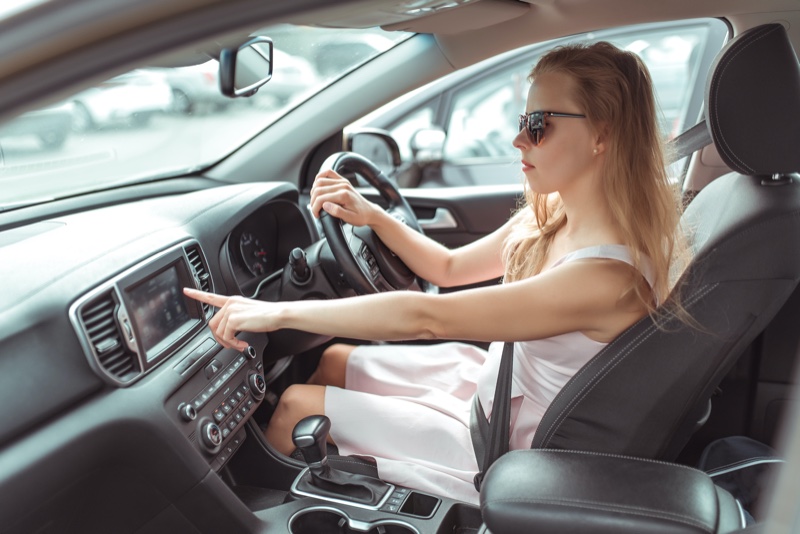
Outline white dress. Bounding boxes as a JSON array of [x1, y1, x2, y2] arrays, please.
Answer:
[[325, 245, 654, 504]]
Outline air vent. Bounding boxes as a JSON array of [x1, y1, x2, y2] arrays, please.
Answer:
[[79, 291, 140, 383], [186, 245, 212, 316]]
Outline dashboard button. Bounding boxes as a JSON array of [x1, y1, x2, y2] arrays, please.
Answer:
[[205, 359, 222, 379]]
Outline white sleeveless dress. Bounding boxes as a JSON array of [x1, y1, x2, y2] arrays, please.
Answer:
[[324, 245, 654, 504]]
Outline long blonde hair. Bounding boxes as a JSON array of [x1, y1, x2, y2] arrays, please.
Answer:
[[502, 42, 688, 313]]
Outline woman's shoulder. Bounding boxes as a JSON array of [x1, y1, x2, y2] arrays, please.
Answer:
[[553, 244, 655, 288]]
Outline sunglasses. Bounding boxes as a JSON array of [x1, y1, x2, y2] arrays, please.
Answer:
[[518, 111, 586, 146]]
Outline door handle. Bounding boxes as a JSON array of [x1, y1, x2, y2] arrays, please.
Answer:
[[418, 208, 457, 230]]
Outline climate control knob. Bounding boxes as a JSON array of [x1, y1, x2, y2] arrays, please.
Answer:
[[201, 421, 223, 453], [249, 371, 266, 400], [178, 403, 197, 422]]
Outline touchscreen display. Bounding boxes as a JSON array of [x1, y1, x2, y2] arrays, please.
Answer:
[[128, 265, 192, 356]]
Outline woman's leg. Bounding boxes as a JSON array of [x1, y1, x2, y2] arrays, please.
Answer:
[[264, 344, 357, 455], [263, 383, 329, 455], [307, 343, 356, 388]]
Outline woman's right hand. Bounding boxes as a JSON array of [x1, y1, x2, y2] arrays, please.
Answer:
[[309, 169, 381, 227]]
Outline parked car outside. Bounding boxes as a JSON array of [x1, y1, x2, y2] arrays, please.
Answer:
[[70, 69, 173, 132], [0, 101, 73, 150], [251, 49, 319, 108], [158, 60, 231, 115]]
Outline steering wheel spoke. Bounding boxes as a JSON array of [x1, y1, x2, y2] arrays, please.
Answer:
[[317, 152, 437, 295]]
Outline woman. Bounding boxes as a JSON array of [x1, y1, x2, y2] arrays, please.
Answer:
[[185, 42, 686, 504]]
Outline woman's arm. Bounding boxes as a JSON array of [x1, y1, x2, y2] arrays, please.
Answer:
[[184, 258, 648, 352], [310, 171, 513, 287]]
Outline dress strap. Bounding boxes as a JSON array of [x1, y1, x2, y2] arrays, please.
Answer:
[[551, 244, 655, 288]]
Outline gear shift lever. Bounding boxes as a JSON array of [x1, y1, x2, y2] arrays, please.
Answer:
[[292, 414, 332, 476], [291, 415, 392, 507]]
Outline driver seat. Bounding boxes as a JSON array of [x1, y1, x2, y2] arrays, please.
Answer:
[[530, 22, 800, 461]]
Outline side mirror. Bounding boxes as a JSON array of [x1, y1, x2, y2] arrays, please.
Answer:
[[410, 127, 445, 163], [346, 128, 402, 177], [219, 36, 273, 97]]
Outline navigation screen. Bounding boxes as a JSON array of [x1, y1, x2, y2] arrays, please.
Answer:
[[128, 266, 192, 356]]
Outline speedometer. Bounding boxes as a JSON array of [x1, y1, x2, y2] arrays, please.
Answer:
[[239, 232, 269, 276]]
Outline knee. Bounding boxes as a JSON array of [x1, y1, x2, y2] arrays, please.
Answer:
[[276, 384, 318, 419], [321, 343, 354, 362], [312, 343, 354, 387]]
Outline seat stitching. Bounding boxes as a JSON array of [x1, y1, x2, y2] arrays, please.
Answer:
[[540, 283, 717, 447], [527, 449, 706, 475], [484, 497, 713, 532], [711, 25, 779, 174], [706, 457, 785, 475], [536, 324, 657, 443]]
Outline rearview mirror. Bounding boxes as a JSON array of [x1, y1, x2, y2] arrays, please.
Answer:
[[219, 36, 273, 97]]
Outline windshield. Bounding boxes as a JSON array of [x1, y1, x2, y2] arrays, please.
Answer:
[[0, 24, 409, 210]]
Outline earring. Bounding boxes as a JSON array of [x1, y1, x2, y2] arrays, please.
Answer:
[[593, 148, 598, 155]]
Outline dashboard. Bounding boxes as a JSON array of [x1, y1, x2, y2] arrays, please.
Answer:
[[0, 181, 336, 530]]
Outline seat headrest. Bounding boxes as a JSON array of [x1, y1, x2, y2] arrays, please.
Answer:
[[706, 23, 800, 175]]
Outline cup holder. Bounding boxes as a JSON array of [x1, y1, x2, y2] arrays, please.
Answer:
[[289, 507, 419, 534]]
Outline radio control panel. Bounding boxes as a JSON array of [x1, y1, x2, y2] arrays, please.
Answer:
[[167, 336, 267, 471]]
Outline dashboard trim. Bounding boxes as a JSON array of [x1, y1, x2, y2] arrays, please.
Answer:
[[68, 239, 211, 387]]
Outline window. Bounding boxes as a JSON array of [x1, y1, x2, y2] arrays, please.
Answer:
[[358, 19, 728, 188]]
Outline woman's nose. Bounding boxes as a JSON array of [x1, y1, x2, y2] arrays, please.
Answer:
[[512, 128, 529, 150]]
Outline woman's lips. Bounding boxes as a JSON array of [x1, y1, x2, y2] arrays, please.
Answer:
[[521, 160, 534, 171]]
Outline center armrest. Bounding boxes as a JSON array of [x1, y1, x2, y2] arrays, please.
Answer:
[[480, 449, 744, 533]]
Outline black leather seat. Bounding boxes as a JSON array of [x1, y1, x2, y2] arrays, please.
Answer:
[[530, 22, 800, 461]]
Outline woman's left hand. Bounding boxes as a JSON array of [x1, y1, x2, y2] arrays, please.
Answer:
[[183, 288, 280, 351]]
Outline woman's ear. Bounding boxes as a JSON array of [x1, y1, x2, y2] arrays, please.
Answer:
[[592, 126, 608, 156]]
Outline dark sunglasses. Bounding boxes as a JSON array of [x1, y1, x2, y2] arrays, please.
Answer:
[[518, 111, 587, 146]]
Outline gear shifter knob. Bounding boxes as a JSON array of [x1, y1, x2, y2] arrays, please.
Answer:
[[290, 414, 392, 506], [292, 415, 331, 467]]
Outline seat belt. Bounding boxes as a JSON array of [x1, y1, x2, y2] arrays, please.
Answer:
[[470, 120, 712, 493], [472, 341, 514, 492], [667, 119, 711, 164]]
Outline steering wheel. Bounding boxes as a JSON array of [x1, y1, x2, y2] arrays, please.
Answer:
[[318, 152, 435, 295]]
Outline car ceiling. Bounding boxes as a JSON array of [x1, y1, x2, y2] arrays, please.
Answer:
[[1, 0, 799, 125]]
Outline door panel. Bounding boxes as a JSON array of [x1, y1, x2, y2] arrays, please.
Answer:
[[362, 185, 520, 250]]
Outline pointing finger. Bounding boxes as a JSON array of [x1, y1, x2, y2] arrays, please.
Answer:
[[183, 288, 229, 307]]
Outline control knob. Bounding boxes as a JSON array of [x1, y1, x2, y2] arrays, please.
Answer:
[[201, 421, 223, 453], [249, 371, 267, 400], [178, 403, 197, 422]]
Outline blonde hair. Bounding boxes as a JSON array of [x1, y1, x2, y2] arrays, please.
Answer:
[[502, 42, 688, 313]]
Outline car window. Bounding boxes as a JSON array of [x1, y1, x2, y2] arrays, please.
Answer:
[[360, 19, 728, 188], [0, 25, 410, 211]]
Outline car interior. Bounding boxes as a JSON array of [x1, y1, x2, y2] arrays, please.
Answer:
[[1, 0, 800, 533]]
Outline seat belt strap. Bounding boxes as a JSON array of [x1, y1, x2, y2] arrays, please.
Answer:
[[666, 119, 712, 164], [473, 341, 514, 492]]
